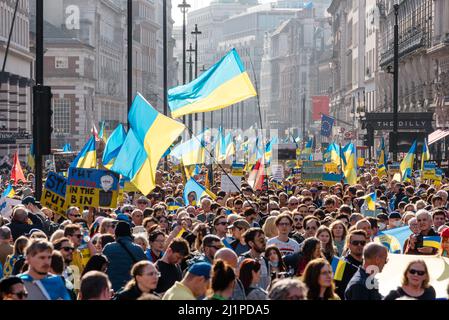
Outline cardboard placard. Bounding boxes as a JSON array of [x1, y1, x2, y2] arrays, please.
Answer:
[[220, 175, 241, 193], [231, 163, 244, 177], [271, 164, 284, 181], [66, 168, 120, 208], [388, 162, 400, 174], [40, 172, 68, 215]]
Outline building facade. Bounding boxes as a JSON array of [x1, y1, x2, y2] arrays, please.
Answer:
[[0, 0, 33, 161]]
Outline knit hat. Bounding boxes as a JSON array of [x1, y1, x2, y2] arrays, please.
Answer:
[[188, 262, 212, 279], [115, 221, 132, 238]]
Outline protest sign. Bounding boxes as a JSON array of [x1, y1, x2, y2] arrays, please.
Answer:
[[422, 161, 437, 180], [231, 163, 244, 177], [66, 168, 120, 208], [324, 163, 338, 173], [388, 162, 400, 174], [301, 161, 324, 182], [0, 198, 21, 219], [357, 158, 365, 167], [220, 175, 241, 193], [291, 167, 301, 175], [322, 173, 343, 186], [40, 172, 68, 215], [271, 164, 284, 181]]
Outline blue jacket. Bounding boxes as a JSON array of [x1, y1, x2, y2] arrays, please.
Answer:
[[103, 236, 147, 292]]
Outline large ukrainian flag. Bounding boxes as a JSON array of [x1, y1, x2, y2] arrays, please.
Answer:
[[112, 93, 185, 195], [102, 124, 127, 169], [343, 142, 357, 185], [70, 135, 97, 169], [168, 48, 257, 118]]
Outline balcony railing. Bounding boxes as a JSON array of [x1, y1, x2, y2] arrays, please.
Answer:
[[380, 28, 427, 67]]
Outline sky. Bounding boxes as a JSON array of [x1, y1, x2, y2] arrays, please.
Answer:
[[171, 0, 272, 26]]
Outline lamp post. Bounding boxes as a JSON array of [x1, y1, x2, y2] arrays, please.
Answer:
[[191, 24, 202, 131], [163, 0, 168, 171], [187, 43, 195, 131], [127, 0, 133, 130], [392, 3, 399, 161], [178, 0, 191, 126]]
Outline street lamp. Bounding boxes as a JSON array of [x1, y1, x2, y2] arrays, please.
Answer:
[[392, 3, 400, 161], [187, 43, 195, 131], [191, 24, 202, 131]]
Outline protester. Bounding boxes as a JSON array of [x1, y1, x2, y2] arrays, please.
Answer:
[[0, 226, 13, 267], [114, 261, 160, 300], [206, 259, 235, 300], [155, 238, 190, 294], [162, 262, 211, 300], [384, 260, 436, 300], [284, 237, 322, 276], [302, 258, 339, 300], [264, 245, 286, 278], [214, 248, 246, 300], [0, 276, 28, 300], [345, 243, 388, 300], [103, 221, 147, 292], [268, 278, 307, 300], [19, 239, 71, 300], [79, 271, 112, 300], [238, 258, 268, 300], [81, 254, 109, 277], [228, 219, 251, 255], [267, 214, 300, 256]]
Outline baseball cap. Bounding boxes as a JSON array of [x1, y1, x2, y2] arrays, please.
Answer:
[[22, 196, 36, 206], [227, 219, 251, 230], [137, 196, 149, 203], [188, 262, 212, 279], [389, 212, 401, 219], [116, 213, 131, 223]]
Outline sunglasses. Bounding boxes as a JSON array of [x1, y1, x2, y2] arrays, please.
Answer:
[[12, 291, 28, 299], [351, 240, 366, 246], [62, 246, 75, 252], [294, 217, 303, 222], [216, 222, 228, 226], [70, 214, 81, 218], [409, 269, 426, 276]]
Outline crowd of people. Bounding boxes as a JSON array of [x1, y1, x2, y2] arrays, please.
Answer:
[[1, 163, 449, 301]]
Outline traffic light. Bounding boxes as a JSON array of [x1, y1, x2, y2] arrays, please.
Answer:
[[33, 85, 53, 156]]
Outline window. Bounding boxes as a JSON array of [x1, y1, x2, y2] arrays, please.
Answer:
[[55, 57, 68, 69], [53, 98, 71, 134]]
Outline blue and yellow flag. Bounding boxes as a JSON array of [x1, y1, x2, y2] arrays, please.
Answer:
[[331, 256, 347, 281], [70, 136, 97, 169], [377, 137, 387, 177], [98, 121, 108, 143], [343, 143, 357, 185], [27, 144, 35, 170], [62, 143, 72, 152], [214, 126, 226, 162], [400, 140, 417, 181], [421, 138, 430, 172], [224, 133, 235, 161], [168, 48, 257, 118], [374, 225, 412, 254], [423, 236, 441, 249], [359, 192, 376, 211], [2, 184, 15, 198], [183, 178, 216, 206], [102, 124, 127, 169], [167, 201, 183, 212], [112, 94, 185, 195], [170, 129, 208, 165]]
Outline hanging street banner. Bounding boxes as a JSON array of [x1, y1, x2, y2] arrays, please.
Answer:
[[40, 172, 68, 216], [66, 168, 120, 208]]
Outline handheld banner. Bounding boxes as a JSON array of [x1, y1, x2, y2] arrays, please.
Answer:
[[271, 164, 284, 181], [301, 161, 324, 182], [66, 168, 120, 208], [231, 163, 244, 177], [388, 162, 400, 174], [422, 161, 437, 180], [40, 172, 68, 216]]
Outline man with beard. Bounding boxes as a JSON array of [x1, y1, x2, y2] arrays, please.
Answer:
[[238, 228, 270, 290], [53, 237, 76, 287], [18, 239, 71, 300]]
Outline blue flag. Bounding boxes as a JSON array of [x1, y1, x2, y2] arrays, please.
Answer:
[[321, 114, 334, 137]]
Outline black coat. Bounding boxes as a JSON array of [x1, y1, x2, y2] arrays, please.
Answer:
[[114, 284, 143, 300], [344, 268, 382, 300], [6, 213, 44, 241]]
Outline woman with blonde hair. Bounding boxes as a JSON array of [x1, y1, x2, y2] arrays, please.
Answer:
[[329, 220, 347, 257], [262, 216, 278, 238], [99, 218, 117, 235], [384, 260, 436, 300]]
